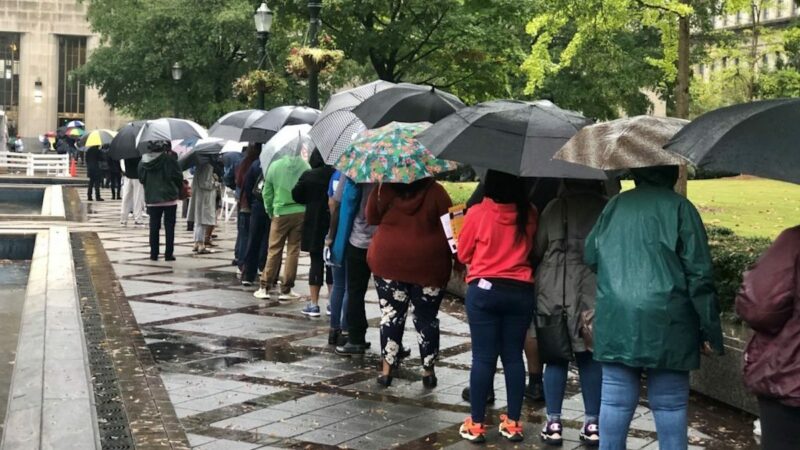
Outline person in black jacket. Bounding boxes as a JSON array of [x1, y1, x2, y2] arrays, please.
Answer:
[[106, 151, 122, 200], [138, 141, 183, 261], [292, 149, 335, 317], [85, 146, 105, 201]]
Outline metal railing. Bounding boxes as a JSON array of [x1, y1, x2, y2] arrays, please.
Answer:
[[0, 151, 70, 177]]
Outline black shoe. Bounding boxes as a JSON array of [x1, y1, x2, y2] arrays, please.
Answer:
[[377, 374, 393, 387], [149, 256, 158, 261], [87, 198, 93, 201], [336, 333, 349, 347], [422, 374, 437, 388], [97, 198, 105, 201], [524, 380, 545, 402], [165, 256, 176, 261], [462, 386, 495, 403], [328, 329, 340, 346], [335, 342, 366, 356]]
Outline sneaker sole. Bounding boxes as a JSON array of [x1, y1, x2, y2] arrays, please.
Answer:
[[302, 311, 321, 317], [500, 429, 524, 442], [579, 434, 600, 447], [540, 433, 563, 446], [253, 294, 269, 299], [459, 430, 486, 444]]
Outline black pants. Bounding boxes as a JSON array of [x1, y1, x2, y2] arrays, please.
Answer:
[[242, 203, 271, 283], [234, 210, 251, 264], [345, 244, 372, 345], [87, 169, 102, 200], [309, 251, 333, 287], [759, 396, 800, 450], [148, 205, 177, 259], [108, 173, 121, 198]]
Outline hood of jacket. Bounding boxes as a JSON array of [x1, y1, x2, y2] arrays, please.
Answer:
[[387, 179, 436, 215], [485, 197, 520, 225], [141, 151, 170, 169], [631, 165, 679, 188]]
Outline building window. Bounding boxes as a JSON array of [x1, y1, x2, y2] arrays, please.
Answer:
[[0, 33, 21, 128], [722, 57, 728, 68], [57, 35, 87, 125], [736, 12, 742, 24], [763, 7, 770, 20]]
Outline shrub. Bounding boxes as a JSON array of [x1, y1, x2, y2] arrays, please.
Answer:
[[706, 226, 771, 315]]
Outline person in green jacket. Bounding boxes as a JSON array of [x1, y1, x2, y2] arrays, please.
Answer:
[[254, 154, 310, 301], [584, 165, 723, 450], [138, 141, 183, 262]]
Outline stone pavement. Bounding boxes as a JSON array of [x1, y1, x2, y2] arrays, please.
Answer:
[[68, 187, 757, 450]]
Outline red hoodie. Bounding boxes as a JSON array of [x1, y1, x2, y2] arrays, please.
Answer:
[[458, 198, 538, 284]]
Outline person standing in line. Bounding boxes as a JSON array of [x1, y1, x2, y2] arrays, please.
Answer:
[[736, 226, 800, 450], [535, 180, 608, 447], [291, 149, 334, 317], [366, 178, 455, 388], [106, 151, 122, 200], [240, 158, 271, 287], [585, 166, 723, 450], [138, 141, 182, 261], [120, 157, 145, 226], [457, 170, 538, 444], [85, 145, 105, 201], [255, 153, 310, 300], [234, 145, 260, 272], [325, 170, 349, 345], [333, 177, 377, 356], [190, 160, 219, 254]]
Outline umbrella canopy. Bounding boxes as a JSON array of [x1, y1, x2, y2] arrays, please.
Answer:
[[108, 121, 147, 160], [416, 99, 605, 179], [309, 80, 395, 164], [135, 118, 208, 151], [555, 116, 688, 170], [66, 127, 85, 138], [247, 106, 320, 143], [352, 83, 465, 129], [177, 138, 244, 170], [336, 122, 457, 184], [209, 109, 268, 142], [65, 120, 85, 129], [664, 98, 800, 184], [259, 124, 314, 177], [79, 129, 117, 149]]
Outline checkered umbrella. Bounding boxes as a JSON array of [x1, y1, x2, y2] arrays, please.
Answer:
[[246, 106, 320, 143], [309, 80, 395, 165], [209, 109, 268, 142]]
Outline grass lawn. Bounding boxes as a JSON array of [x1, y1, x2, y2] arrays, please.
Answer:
[[443, 178, 800, 239]]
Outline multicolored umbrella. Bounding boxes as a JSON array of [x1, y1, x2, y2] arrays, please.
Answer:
[[65, 120, 85, 129], [66, 127, 85, 138], [79, 129, 117, 148], [336, 122, 456, 184]]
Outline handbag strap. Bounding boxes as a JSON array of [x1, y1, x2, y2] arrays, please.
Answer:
[[561, 198, 568, 311]]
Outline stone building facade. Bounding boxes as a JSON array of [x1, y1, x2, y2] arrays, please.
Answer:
[[0, 0, 128, 140]]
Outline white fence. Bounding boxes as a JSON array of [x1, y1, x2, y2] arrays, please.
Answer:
[[0, 152, 70, 177]]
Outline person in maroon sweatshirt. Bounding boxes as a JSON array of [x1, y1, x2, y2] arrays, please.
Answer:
[[736, 225, 800, 450], [366, 177, 454, 389]]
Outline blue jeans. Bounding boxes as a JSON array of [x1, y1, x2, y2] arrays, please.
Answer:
[[466, 281, 535, 423], [544, 351, 601, 420], [234, 210, 250, 264], [600, 363, 690, 450], [329, 263, 348, 330]]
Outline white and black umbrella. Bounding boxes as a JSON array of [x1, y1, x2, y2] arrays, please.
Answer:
[[416, 99, 606, 179], [352, 83, 465, 129], [108, 120, 147, 160], [209, 109, 268, 142], [309, 80, 395, 164], [259, 124, 314, 176], [135, 118, 208, 153], [246, 106, 320, 143]]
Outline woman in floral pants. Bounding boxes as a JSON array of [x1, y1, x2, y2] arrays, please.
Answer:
[[365, 178, 456, 388]]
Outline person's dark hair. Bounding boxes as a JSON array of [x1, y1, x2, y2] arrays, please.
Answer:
[[309, 148, 325, 169], [484, 169, 529, 241], [390, 178, 430, 199], [147, 140, 170, 153]]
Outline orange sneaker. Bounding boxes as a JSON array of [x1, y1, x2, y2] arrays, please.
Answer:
[[499, 414, 524, 442], [459, 417, 486, 443]]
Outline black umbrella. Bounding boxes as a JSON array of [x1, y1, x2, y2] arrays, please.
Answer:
[[108, 120, 146, 160], [664, 98, 800, 184], [352, 83, 465, 129], [246, 106, 320, 143], [416, 100, 606, 179], [209, 109, 268, 142]]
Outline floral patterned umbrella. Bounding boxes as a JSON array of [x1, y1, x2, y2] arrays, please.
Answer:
[[335, 121, 457, 184]]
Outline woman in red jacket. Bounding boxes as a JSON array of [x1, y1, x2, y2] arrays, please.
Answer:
[[457, 170, 538, 444], [736, 225, 800, 450], [366, 177, 454, 388]]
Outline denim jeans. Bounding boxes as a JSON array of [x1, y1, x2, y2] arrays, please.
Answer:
[[329, 263, 348, 330], [600, 363, 690, 450], [466, 281, 535, 423], [544, 351, 601, 420], [234, 210, 251, 264], [242, 203, 270, 283]]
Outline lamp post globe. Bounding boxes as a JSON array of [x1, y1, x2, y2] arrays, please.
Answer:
[[171, 62, 182, 117], [254, 2, 273, 110], [254, 2, 274, 34]]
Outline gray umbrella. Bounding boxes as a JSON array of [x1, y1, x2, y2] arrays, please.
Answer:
[[416, 99, 606, 179], [352, 83, 465, 129], [247, 106, 320, 143], [209, 109, 267, 142], [664, 98, 800, 184], [309, 80, 395, 164]]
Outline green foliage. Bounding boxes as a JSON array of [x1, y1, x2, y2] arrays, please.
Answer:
[[706, 226, 770, 313]]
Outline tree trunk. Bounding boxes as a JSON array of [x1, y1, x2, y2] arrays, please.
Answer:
[[674, 4, 691, 196]]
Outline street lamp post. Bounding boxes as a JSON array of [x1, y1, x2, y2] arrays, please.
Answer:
[[171, 62, 183, 117], [254, 2, 274, 110], [307, 1, 322, 109]]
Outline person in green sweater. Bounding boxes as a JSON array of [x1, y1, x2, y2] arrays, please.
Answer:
[[254, 154, 311, 300]]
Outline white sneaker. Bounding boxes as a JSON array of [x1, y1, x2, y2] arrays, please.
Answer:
[[241, 280, 253, 287], [278, 290, 301, 301], [253, 288, 269, 299]]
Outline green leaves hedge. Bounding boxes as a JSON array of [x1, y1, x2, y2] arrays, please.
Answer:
[[706, 226, 771, 314]]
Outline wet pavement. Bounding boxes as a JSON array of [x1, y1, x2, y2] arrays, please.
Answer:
[[68, 188, 759, 450], [0, 260, 29, 434]]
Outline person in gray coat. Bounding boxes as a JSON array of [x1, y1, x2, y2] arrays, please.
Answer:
[[190, 160, 219, 254], [534, 179, 608, 447]]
